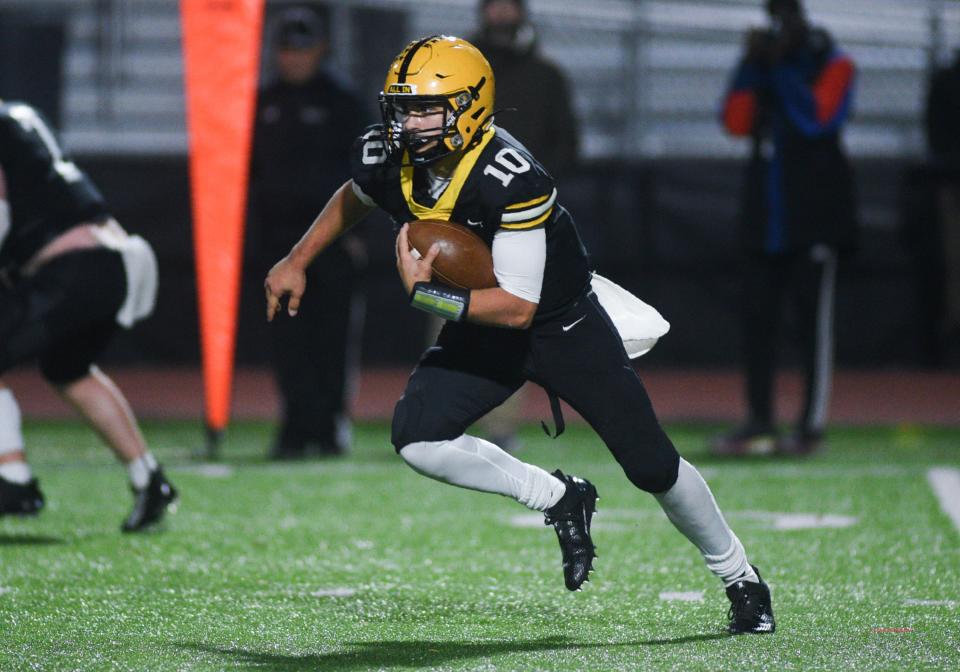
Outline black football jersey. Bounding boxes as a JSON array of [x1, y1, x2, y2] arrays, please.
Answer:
[[0, 101, 109, 268], [350, 125, 591, 320]]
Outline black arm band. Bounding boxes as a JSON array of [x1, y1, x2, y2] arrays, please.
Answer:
[[409, 282, 470, 322]]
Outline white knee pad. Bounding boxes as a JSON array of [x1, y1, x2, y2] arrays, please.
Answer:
[[0, 388, 25, 454], [398, 439, 455, 480]]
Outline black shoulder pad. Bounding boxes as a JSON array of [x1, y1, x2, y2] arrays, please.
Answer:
[[349, 125, 395, 206]]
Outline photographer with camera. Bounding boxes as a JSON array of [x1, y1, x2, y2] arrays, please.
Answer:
[[713, 0, 858, 457]]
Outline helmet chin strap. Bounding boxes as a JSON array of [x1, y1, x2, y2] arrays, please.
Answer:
[[407, 142, 456, 167]]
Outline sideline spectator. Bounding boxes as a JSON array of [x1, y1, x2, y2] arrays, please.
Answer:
[[714, 0, 858, 456], [250, 7, 367, 459], [923, 50, 960, 361]]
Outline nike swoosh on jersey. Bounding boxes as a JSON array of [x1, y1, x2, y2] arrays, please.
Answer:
[[562, 315, 586, 332], [466, 219, 482, 227]]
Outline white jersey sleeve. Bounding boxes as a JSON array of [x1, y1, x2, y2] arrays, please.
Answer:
[[491, 227, 546, 304]]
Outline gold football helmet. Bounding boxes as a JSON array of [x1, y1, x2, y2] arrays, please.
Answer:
[[380, 35, 495, 165]]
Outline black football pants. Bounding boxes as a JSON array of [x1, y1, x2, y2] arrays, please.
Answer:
[[0, 248, 125, 384], [391, 290, 680, 494]]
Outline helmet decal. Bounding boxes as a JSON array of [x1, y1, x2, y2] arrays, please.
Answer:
[[397, 35, 441, 83]]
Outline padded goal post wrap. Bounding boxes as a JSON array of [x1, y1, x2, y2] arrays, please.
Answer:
[[410, 282, 470, 321]]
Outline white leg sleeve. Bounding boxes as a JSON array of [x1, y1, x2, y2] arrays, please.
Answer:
[[0, 388, 25, 455], [654, 458, 756, 585], [399, 435, 565, 511]]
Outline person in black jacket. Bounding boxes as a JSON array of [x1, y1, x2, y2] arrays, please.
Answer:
[[466, 0, 581, 451], [714, 0, 858, 456], [471, 0, 579, 178], [923, 51, 960, 361], [250, 7, 366, 459]]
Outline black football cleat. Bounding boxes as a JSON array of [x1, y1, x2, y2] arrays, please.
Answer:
[[122, 467, 178, 533], [726, 565, 776, 634], [0, 476, 45, 516], [544, 470, 598, 591]]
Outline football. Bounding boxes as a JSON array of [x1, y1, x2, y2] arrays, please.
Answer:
[[407, 219, 498, 290]]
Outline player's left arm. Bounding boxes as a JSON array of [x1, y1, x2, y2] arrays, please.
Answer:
[[465, 289, 538, 330], [464, 227, 543, 329]]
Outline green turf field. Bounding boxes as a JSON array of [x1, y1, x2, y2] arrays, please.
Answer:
[[1, 421, 958, 671]]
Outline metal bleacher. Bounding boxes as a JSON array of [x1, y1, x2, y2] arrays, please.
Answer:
[[61, 0, 185, 154], [3, 0, 959, 159]]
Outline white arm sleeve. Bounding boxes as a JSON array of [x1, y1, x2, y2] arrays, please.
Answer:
[[491, 228, 546, 304], [350, 180, 376, 207]]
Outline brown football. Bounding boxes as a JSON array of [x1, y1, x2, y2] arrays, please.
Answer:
[[407, 219, 498, 290]]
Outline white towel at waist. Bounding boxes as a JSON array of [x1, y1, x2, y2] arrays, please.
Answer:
[[590, 272, 670, 359], [91, 220, 158, 328]]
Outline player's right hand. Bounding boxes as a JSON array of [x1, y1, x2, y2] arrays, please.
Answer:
[[395, 223, 440, 296], [265, 256, 307, 321]]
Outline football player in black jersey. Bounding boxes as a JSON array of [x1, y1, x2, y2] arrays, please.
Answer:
[[0, 100, 177, 532], [265, 36, 775, 634]]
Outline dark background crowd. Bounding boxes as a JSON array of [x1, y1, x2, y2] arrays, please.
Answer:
[[1, 0, 957, 383]]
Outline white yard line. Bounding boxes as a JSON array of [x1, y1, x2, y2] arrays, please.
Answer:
[[509, 510, 858, 531], [699, 465, 915, 479], [904, 598, 957, 607], [175, 463, 234, 478], [310, 588, 356, 598], [659, 591, 704, 602], [927, 467, 960, 533], [736, 511, 859, 530]]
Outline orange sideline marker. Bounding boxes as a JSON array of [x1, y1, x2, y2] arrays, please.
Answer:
[[181, 0, 264, 452]]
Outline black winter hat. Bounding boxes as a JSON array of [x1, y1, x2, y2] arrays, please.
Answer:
[[275, 8, 325, 49]]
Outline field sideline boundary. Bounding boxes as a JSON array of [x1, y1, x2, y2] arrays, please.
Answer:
[[7, 366, 960, 425]]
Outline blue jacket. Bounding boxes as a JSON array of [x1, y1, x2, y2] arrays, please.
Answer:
[[721, 27, 859, 254]]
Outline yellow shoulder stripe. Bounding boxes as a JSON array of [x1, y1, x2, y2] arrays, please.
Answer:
[[505, 192, 551, 211], [500, 207, 553, 230]]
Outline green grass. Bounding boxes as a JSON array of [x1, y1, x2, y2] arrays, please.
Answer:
[[1, 421, 959, 671]]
